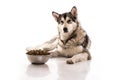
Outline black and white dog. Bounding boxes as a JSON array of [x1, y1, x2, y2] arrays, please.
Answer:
[[26, 6, 91, 64]]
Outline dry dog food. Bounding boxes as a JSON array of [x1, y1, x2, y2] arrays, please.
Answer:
[[26, 49, 50, 55]]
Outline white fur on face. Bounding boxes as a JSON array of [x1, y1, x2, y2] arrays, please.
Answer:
[[58, 17, 77, 40]]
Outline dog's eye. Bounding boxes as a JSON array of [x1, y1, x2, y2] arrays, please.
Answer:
[[67, 20, 72, 24], [60, 21, 64, 24]]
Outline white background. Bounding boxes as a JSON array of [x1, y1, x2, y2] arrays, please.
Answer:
[[0, 0, 120, 80]]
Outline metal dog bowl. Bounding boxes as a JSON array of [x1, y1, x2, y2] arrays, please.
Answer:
[[27, 54, 50, 64]]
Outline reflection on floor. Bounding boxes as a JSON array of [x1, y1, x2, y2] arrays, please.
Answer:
[[23, 58, 91, 80]]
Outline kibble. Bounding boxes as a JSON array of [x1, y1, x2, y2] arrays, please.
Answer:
[[26, 49, 50, 55]]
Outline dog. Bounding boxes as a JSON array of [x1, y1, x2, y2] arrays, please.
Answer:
[[26, 6, 91, 64]]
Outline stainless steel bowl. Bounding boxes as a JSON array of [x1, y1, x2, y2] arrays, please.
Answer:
[[27, 54, 50, 64]]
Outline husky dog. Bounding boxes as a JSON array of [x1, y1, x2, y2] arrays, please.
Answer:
[[26, 6, 91, 64]]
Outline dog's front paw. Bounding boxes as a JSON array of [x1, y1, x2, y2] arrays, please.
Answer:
[[66, 59, 74, 64]]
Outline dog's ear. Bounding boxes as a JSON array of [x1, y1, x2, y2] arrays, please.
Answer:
[[71, 6, 77, 17], [52, 11, 60, 21]]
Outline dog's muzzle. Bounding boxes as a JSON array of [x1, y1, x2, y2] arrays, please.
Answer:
[[63, 27, 68, 33]]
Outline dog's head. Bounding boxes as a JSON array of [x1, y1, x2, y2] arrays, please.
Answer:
[[52, 6, 78, 40]]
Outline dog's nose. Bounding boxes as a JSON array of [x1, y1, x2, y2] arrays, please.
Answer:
[[63, 27, 68, 33]]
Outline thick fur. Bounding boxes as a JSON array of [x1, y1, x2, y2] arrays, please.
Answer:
[[26, 6, 91, 64]]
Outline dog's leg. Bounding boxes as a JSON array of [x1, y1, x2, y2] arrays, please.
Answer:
[[26, 36, 58, 51], [49, 50, 60, 58], [66, 50, 91, 64]]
